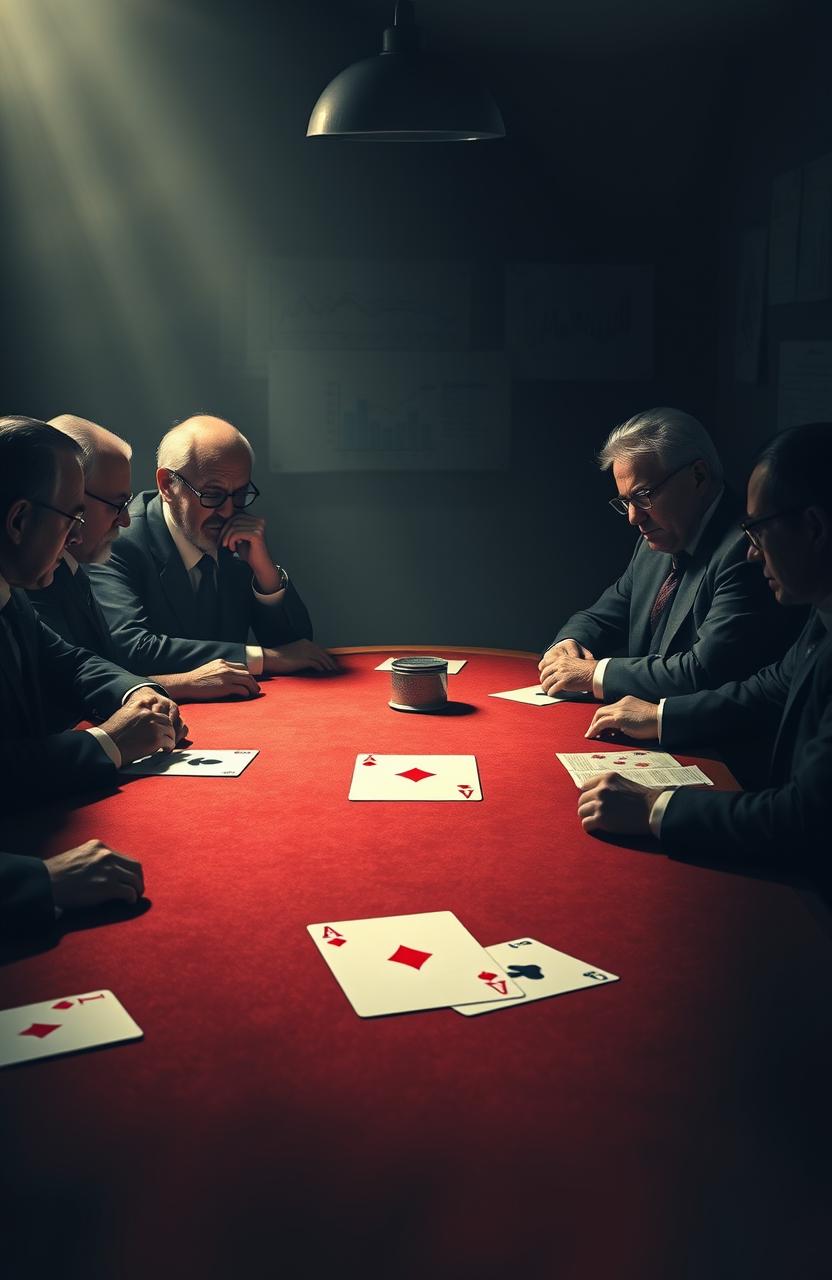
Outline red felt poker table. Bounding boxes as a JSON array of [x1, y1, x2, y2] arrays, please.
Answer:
[[1, 648, 831, 1280]]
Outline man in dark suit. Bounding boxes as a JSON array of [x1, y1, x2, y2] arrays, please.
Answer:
[[89, 414, 337, 679], [576, 421, 832, 888], [28, 415, 261, 720], [0, 416, 185, 933], [539, 408, 800, 701]]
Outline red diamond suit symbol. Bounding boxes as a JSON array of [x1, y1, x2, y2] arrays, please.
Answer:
[[397, 767, 435, 783], [20, 1023, 61, 1039], [388, 945, 432, 970]]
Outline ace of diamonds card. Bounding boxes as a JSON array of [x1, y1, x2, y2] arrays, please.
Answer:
[[307, 912, 524, 1017], [348, 754, 482, 801]]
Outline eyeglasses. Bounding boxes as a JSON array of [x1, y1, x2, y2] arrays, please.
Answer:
[[29, 499, 85, 528], [608, 460, 695, 516], [741, 506, 805, 550], [168, 470, 259, 510], [85, 489, 133, 517]]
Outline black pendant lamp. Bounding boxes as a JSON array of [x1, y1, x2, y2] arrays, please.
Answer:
[[306, 0, 505, 141]]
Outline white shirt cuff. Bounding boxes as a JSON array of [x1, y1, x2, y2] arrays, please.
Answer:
[[252, 582, 287, 604], [246, 645, 264, 676], [85, 727, 122, 768], [657, 697, 666, 740], [648, 789, 675, 838], [592, 658, 610, 699], [121, 682, 162, 705]]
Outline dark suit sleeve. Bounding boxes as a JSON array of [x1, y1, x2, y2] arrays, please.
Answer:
[[0, 727, 117, 808], [249, 580, 313, 648], [33, 613, 143, 722], [658, 692, 832, 877], [660, 640, 797, 747], [90, 540, 249, 671], [600, 553, 796, 700], [0, 852, 56, 937], [547, 545, 636, 656]]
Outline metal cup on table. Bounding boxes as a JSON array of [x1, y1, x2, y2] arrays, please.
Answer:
[[389, 656, 449, 712]]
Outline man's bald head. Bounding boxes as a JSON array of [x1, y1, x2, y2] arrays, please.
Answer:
[[156, 416, 257, 556], [49, 414, 132, 475], [49, 414, 133, 564], [156, 416, 254, 474]]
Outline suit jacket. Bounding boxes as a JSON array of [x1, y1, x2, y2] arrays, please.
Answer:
[[28, 558, 117, 661], [88, 492, 314, 674], [549, 490, 803, 699], [0, 590, 135, 804], [0, 851, 55, 937], [659, 612, 831, 884]]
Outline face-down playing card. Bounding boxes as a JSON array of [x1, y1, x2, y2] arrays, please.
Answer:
[[0, 990, 143, 1068], [307, 912, 525, 1017], [348, 754, 482, 801], [453, 938, 619, 1016]]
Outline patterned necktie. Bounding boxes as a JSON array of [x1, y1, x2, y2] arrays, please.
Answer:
[[649, 555, 685, 632], [194, 554, 219, 637]]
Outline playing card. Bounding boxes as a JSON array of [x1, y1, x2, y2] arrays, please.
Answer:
[[0, 991, 143, 1068], [556, 750, 712, 788], [375, 656, 467, 674], [348, 754, 482, 801], [453, 938, 619, 1016], [307, 911, 525, 1017], [489, 684, 567, 705], [121, 749, 259, 777]]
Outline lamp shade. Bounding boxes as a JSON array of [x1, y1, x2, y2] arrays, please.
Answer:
[[306, 4, 505, 141]]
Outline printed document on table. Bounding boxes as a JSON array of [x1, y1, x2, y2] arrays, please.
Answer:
[[556, 750, 712, 789]]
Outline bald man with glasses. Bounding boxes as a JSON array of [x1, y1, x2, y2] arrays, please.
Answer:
[[89, 415, 336, 681], [539, 408, 801, 703]]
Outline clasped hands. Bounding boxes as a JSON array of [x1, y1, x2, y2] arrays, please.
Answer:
[[538, 639, 598, 695]]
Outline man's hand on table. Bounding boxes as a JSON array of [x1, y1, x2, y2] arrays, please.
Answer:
[[157, 659, 260, 702], [585, 696, 659, 740], [46, 840, 145, 910], [577, 773, 663, 836], [263, 639, 339, 675], [101, 691, 188, 764], [539, 641, 597, 695]]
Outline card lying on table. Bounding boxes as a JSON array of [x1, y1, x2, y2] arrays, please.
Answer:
[[349, 753, 482, 801], [453, 938, 619, 1016], [308, 912, 525, 1017], [375, 656, 467, 674], [489, 684, 567, 706], [0, 990, 143, 1068], [556, 750, 712, 789], [121, 749, 259, 777]]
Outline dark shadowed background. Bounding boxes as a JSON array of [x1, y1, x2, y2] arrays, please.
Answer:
[[1, 0, 831, 649]]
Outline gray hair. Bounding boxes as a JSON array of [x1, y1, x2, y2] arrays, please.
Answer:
[[49, 414, 132, 477], [156, 416, 255, 473], [597, 407, 723, 482]]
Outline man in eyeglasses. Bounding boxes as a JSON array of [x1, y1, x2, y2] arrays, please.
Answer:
[[28, 415, 265, 716], [539, 407, 800, 702], [575, 422, 832, 888], [0, 416, 187, 933], [89, 414, 336, 680]]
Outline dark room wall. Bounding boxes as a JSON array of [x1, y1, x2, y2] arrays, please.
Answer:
[[0, 0, 781, 649], [715, 0, 832, 480]]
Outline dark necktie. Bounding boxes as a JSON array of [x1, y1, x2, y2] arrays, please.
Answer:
[[194, 554, 219, 638], [649, 554, 685, 632]]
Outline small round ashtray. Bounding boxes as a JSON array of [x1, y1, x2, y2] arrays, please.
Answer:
[[389, 656, 449, 713]]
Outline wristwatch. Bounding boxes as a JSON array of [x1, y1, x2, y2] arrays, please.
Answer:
[[274, 564, 289, 591]]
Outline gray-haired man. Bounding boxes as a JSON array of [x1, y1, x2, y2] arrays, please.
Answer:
[[540, 407, 802, 702]]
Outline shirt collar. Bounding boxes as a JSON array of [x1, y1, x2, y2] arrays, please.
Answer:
[[62, 550, 79, 575], [684, 485, 725, 557], [0, 572, 10, 611], [162, 498, 214, 571]]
